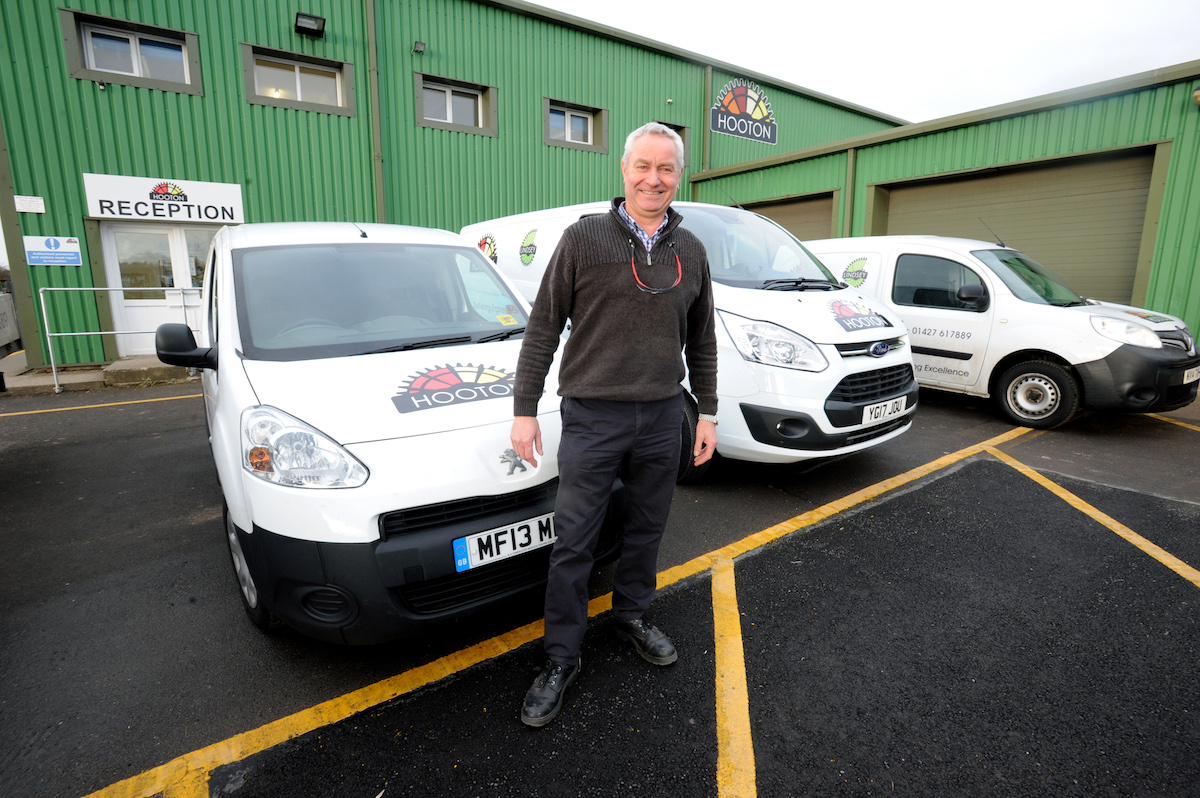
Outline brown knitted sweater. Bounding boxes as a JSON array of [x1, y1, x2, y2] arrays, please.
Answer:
[[513, 198, 718, 417]]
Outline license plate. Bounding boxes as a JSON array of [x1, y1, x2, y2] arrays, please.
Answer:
[[1185, 367, 1200, 385], [453, 512, 556, 572], [862, 396, 908, 425]]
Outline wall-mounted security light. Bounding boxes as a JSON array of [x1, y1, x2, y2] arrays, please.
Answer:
[[1193, 84, 1200, 107], [412, 41, 426, 54], [295, 12, 326, 38]]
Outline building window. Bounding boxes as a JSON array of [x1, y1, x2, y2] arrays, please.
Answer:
[[544, 100, 608, 154], [241, 45, 355, 117], [60, 9, 202, 96], [416, 74, 497, 137], [656, 122, 690, 166]]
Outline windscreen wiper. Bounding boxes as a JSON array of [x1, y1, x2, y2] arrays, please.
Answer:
[[760, 278, 839, 291], [475, 327, 526, 343], [360, 336, 473, 354]]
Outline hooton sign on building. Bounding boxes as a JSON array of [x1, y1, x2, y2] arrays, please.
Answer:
[[710, 78, 778, 145]]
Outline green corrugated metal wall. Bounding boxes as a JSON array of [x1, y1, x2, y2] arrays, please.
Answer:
[[696, 73, 1200, 333], [374, 0, 701, 230], [0, 0, 376, 365], [0, 0, 899, 365], [705, 68, 891, 171]]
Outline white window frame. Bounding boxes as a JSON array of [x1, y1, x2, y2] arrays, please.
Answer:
[[60, 9, 203, 96], [543, 99, 607, 154], [252, 54, 343, 107], [549, 105, 594, 145], [415, 74, 497, 137], [422, 82, 482, 127], [80, 23, 191, 83], [240, 44, 356, 118]]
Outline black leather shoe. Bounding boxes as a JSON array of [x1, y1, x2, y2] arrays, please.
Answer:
[[613, 618, 678, 665], [520, 659, 580, 727]]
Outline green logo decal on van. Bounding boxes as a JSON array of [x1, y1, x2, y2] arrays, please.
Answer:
[[842, 258, 868, 288], [519, 229, 537, 266]]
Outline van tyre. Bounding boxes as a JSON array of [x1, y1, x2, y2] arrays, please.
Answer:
[[677, 392, 712, 483], [996, 360, 1080, 429], [225, 503, 280, 631]]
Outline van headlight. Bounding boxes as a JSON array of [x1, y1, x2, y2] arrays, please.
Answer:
[[1090, 316, 1162, 349], [719, 311, 828, 372], [241, 406, 369, 488]]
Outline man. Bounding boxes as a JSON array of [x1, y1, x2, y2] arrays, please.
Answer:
[[510, 122, 719, 727]]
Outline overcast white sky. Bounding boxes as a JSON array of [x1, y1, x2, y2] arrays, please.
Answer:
[[531, 0, 1200, 123]]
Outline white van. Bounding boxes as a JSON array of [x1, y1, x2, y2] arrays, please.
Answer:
[[805, 235, 1199, 428], [462, 201, 918, 478], [156, 222, 624, 644]]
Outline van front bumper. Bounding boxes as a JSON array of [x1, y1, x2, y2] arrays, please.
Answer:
[[1075, 344, 1200, 413], [234, 480, 624, 645]]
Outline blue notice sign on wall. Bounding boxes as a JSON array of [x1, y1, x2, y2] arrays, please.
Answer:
[[24, 236, 83, 266]]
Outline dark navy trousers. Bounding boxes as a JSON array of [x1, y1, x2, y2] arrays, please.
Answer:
[[543, 394, 683, 665]]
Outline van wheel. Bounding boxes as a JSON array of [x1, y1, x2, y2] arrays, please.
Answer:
[[996, 360, 1080, 429], [677, 392, 712, 483], [225, 503, 279, 631]]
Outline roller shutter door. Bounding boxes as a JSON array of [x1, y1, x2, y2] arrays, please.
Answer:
[[747, 194, 835, 242], [885, 151, 1153, 304]]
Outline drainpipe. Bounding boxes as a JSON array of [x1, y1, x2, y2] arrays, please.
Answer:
[[843, 147, 856, 237], [366, 0, 386, 222], [697, 64, 712, 201]]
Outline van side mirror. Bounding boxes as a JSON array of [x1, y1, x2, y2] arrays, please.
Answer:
[[156, 323, 217, 370], [957, 283, 989, 311]]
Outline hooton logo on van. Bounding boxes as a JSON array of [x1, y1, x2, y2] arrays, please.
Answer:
[[830, 299, 892, 332], [477, 234, 498, 263], [392, 363, 515, 414], [710, 79, 777, 145]]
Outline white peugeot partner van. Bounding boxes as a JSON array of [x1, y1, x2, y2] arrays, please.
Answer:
[[156, 222, 623, 644], [806, 235, 1199, 428], [462, 201, 918, 478]]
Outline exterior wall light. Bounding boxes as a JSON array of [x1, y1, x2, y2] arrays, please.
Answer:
[[1193, 84, 1200, 107], [295, 13, 326, 38], [412, 41, 426, 54]]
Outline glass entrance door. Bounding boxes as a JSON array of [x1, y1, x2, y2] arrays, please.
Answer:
[[101, 222, 217, 356]]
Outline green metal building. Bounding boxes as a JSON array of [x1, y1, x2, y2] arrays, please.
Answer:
[[2, 0, 1197, 369], [693, 62, 1200, 335], [0, 0, 899, 368]]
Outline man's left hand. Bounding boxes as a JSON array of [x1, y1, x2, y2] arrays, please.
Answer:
[[693, 419, 717, 466]]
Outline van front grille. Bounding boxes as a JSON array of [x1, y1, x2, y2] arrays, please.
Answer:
[[379, 480, 558, 540], [828, 365, 915, 404]]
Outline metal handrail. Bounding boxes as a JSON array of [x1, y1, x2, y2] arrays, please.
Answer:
[[38, 286, 199, 393]]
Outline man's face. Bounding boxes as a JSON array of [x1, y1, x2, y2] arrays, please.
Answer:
[[621, 134, 681, 228]]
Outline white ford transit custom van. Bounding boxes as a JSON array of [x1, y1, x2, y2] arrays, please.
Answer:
[[462, 201, 918, 478]]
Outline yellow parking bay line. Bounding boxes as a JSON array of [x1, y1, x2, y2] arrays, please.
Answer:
[[0, 393, 202, 417], [713, 556, 756, 798], [1149, 413, 1200, 433], [84, 426, 1031, 798], [987, 446, 1200, 590]]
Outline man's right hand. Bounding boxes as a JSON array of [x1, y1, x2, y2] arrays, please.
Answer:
[[511, 416, 543, 468]]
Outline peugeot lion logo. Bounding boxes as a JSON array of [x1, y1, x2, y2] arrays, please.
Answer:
[[500, 448, 528, 475]]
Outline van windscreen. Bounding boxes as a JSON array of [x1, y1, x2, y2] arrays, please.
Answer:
[[232, 243, 528, 361], [677, 206, 837, 288]]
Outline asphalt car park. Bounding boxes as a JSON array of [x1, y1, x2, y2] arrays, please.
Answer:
[[1, 383, 1198, 798]]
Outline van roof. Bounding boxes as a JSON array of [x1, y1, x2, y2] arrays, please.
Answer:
[[461, 200, 751, 231], [221, 221, 465, 249]]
